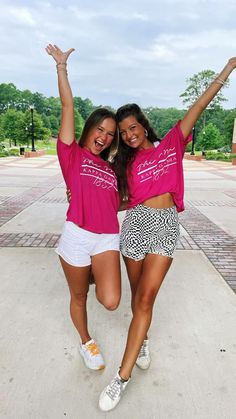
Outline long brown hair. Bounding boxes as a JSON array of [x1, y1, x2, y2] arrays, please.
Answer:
[[114, 104, 160, 200]]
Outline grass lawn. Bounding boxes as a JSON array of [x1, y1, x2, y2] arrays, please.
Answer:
[[27, 139, 57, 155]]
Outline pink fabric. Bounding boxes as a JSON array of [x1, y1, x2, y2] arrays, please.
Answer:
[[57, 138, 119, 233], [127, 121, 192, 212]]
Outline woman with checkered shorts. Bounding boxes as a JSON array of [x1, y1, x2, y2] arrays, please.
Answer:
[[99, 57, 236, 411]]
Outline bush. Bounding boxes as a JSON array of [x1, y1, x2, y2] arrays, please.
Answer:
[[9, 148, 19, 156], [205, 151, 236, 161], [217, 145, 231, 153], [0, 150, 9, 157], [185, 142, 192, 152]]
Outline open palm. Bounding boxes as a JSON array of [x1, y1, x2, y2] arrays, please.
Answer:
[[45, 44, 75, 64]]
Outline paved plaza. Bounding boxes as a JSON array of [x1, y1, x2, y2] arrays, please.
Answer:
[[0, 154, 236, 418]]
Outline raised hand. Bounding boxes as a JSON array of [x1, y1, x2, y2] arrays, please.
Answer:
[[228, 57, 236, 70], [45, 44, 75, 64]]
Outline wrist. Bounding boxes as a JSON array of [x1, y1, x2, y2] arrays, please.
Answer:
[[56, 62, 67, 67], [56, 62, 68, 76]]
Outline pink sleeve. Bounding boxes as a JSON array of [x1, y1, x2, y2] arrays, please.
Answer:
[[162, 121, 192, 155], [57, 137, 78, 185]]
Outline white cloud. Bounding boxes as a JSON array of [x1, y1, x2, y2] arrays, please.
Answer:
[[0, 0, 235, 108]]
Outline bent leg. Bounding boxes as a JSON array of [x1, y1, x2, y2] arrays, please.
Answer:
[[92, 251, 121, 311], [119, 253, 173, 379], [59, 256, 91, 343]]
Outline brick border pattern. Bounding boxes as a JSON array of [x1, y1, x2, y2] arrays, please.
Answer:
[[0, 174, 62, 227], [224, 191, 236, 199], [0, 233, 60, 248], [179, 204, 236, 291], [186, 199, 236, 207], [37, 196, 67, 204], [0, 232, 198, 251]]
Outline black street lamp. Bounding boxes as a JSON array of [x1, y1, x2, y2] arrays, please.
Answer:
[[30, 105, 36, 152], [190, 126, 196, 155], [25, 127, 29, 148]]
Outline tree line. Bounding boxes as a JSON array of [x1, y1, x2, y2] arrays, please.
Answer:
[[0, 68, 236, 151]]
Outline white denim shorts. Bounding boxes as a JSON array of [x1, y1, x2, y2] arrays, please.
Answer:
[[56, 221, 120, 267]]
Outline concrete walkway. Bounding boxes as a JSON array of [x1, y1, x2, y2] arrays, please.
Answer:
[[0, 155, 236, 419]]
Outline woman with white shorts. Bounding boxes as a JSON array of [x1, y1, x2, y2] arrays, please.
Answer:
[[46, 44, 121, 371]]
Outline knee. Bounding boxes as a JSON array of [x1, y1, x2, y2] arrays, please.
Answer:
[[71, 292, 88, 308], [96, 293, 120, 311], [135, 292, 155, 313]]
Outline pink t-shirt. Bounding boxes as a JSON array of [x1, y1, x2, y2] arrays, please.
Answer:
[[57, 138, 119, 233], [127, 121, 192, 212]]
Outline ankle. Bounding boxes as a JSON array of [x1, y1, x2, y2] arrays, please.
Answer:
[[118, 368, 130, 382], [81, 336, 92, 345]]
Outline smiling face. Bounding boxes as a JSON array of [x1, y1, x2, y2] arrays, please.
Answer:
[[84, 117, 116, 156], [119, 116, 152, 150]]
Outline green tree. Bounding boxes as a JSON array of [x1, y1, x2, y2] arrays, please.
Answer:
[[45, 96, 61, 118], [48, 114, 60, 136], [0, 83, 20, 113], [223, 109, 236, 146], [74, 109, 84, 139], [2, 109, 25, 146], [195, 123, 223, 151], [24, 110, 51, 144], [180, 70, 229, 132], [74, 97, 94, 120], [144, 107, 185, 137], [15, 89, 34, 112], [32, 92, 47, 114], [0, 114, 5, 141]]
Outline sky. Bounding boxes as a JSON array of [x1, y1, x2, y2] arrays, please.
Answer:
[[0, 0, 236, 109]]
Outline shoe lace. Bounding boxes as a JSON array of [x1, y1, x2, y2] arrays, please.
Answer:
[[106, 377, 122, 401], [139, 341, 149, 358], [86, 342, 100, 356]]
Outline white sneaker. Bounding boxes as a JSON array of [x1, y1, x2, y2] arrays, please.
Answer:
[[99, 371, 130, 411], [136, 339, 151, 370], [79, 339, 105, 370]]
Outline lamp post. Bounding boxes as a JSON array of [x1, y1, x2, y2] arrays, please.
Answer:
[[29, 105, 36, 152], [202, 130, 206, 156], [25, 127, 29, 148], [190, 126, 196, 155]]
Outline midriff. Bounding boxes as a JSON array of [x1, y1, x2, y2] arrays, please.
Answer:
[[142, 192, 174, 209]]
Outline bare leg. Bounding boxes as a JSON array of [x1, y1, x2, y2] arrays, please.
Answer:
[[119, 253, 173, 380], [124, 257, 143, 314], [92, 250, 121, 310], [123, 257, 148, 339], [59, 256, 91, 343]]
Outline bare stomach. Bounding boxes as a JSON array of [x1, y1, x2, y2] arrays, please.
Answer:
[[142, 193, 174, 209]]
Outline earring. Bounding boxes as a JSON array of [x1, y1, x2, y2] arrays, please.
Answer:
[[144, 129, 148, 137]]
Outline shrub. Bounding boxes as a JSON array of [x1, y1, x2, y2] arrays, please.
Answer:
[[9, 148, 20, 156], [205, 151, 236, 161]]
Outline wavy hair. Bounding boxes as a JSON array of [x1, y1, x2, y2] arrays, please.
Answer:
[[114, 103, 160, 200]]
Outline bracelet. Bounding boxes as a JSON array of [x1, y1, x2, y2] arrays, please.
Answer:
[[212, 77, 227, 86], [57, 68, 68, 76], [56, 62, 67, 67], [212, 79, 224, 86], [217, 77, 226, 84]]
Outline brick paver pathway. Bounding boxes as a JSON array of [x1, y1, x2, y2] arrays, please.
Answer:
[[0, 156, 236, 292]]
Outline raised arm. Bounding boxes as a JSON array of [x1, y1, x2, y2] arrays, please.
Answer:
[[180, 57, 236, 139], [46, 44, 75, 145]]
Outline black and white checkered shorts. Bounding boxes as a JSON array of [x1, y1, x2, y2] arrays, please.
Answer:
[[120, 204, 180, 260]]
